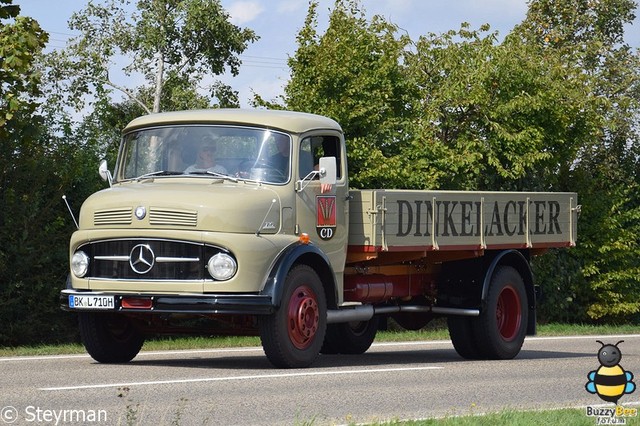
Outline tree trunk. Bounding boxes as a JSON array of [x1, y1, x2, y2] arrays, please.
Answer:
[[153, 51, 164, 113]]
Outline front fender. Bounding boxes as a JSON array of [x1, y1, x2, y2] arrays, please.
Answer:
[[261, 242, 337, 309]]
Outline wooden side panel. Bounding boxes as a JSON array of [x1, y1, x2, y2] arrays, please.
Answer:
[[348, 190, 377, 249], [348, 189, 578, 253]]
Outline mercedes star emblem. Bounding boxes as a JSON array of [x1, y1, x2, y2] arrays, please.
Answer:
[[129, 244, 155, 274]]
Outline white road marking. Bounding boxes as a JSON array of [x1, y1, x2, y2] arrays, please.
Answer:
[[524, 334, 640, 341], [40, 366, 443, 391]]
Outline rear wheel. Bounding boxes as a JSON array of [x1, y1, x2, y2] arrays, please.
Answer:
[[473, 266, 528, 359], [321, 317, 378, 355], [449, 265, 528, 360], [78, 312, 144, 363], [259, 265, 327, 368], [448, 316, 484, 359]]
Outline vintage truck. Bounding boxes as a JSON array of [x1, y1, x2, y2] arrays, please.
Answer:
[[61, 109, 579, 368]]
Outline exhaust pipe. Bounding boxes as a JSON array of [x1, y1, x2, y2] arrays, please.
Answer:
[[326, 305, 374, 323], [326, 305, 479, 324]]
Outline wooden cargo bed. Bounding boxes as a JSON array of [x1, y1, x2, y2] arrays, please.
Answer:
[[347, 189, 579, 264]]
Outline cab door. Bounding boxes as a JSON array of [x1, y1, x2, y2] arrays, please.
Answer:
[[295, 133, 348, 300]]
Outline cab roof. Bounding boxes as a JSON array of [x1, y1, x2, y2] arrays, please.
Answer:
[[123, 109, 343, 135]]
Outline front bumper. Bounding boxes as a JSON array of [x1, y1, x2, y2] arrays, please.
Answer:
[[60, 289, 275, 315]]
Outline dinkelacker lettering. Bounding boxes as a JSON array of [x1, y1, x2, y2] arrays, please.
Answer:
[[396, 199, 562, 238]]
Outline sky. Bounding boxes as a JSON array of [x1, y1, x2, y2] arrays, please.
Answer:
[[14, 0, 640, 109]]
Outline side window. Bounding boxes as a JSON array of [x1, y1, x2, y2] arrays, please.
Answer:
[[299, 135, 342, 179]]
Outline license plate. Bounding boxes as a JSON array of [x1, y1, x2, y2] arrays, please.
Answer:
[[69, 295, 115, 310]]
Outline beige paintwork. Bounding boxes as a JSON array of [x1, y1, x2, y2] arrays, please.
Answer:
[[123, 108, 341, 134]]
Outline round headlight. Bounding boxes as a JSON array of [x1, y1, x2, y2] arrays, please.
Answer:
[[71, 251, 90, 278], [207, 253, 237, 281]]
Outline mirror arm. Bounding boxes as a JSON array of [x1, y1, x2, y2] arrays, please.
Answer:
[[295, 170, 321, 192]]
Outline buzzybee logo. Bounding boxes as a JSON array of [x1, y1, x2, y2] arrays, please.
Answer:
[[585, 340, 637, 424], [586, 340, 635, 404], [316, 196, 336, 240]]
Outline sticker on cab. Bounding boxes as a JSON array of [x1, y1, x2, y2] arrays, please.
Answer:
[[316, 195, 336, 240]]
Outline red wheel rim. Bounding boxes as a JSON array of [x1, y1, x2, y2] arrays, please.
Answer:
[[496, 285, 521, 342], [287, 285, 320, 350]]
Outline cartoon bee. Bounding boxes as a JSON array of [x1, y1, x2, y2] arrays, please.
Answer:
[[585, 340, 636, 404]]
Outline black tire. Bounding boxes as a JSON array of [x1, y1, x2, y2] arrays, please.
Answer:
[[472, 266, 528, 359], [321, 317, 379, 355], [259, 265, 327, 368], [78, 312, 144, 363], [448, 316, 484, 360]]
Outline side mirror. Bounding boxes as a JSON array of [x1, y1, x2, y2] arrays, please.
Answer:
[[99, 160, 113, 186], [318, 156, 337, 186], [295, 156, 337, 192]]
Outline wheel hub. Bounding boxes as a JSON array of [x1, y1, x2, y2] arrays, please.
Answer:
[[287, 285, 320, 349], [496, 285, 522, 342]]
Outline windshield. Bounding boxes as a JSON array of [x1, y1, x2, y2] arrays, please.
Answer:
[[116, 125, 291, 184]]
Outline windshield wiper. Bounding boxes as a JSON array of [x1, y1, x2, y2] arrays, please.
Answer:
[[187, 170, 238, 182], [135, 170, 184, 181]]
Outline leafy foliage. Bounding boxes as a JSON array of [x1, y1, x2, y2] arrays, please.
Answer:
[[271, 0, 413, 188], [0, 1, 101, 345], [0, 4, 46, 125], [520, 0, 640, 322], [45, 0, 257, 113], [401, 25, 585, 191]]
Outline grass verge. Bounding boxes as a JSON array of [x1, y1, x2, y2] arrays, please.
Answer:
[[379, 407, 600, 425], [0, 322, 638, 358]]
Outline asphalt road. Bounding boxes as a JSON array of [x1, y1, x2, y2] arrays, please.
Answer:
[[2, 334, 640, 425]]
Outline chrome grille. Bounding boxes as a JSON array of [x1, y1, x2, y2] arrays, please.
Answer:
[[80, 239, 226, 281], [149, 208, 197, 227], [94, 208, 132, 226]]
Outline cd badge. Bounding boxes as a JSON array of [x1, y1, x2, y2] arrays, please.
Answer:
[[316, 196, 336, 240]]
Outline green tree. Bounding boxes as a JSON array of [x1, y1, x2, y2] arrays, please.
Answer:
[[516, 0, 640, 323], [401, 8, 612, 193], [46, 0, 256, 113], [0, 0, 45, 125], [274, 0, 413, 188], [0, 1, 97, 345], [280, 1, 591, 193]]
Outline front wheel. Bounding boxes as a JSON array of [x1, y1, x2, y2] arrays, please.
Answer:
[[78, 313, 144, 363], [259, 265, 327, 368]]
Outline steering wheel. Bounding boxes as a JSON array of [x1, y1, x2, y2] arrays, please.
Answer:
[[251, 161, 287, 181]]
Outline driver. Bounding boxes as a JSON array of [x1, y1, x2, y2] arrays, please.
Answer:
[[267, 133, 290, 175], [185, 136, 228, 175]]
